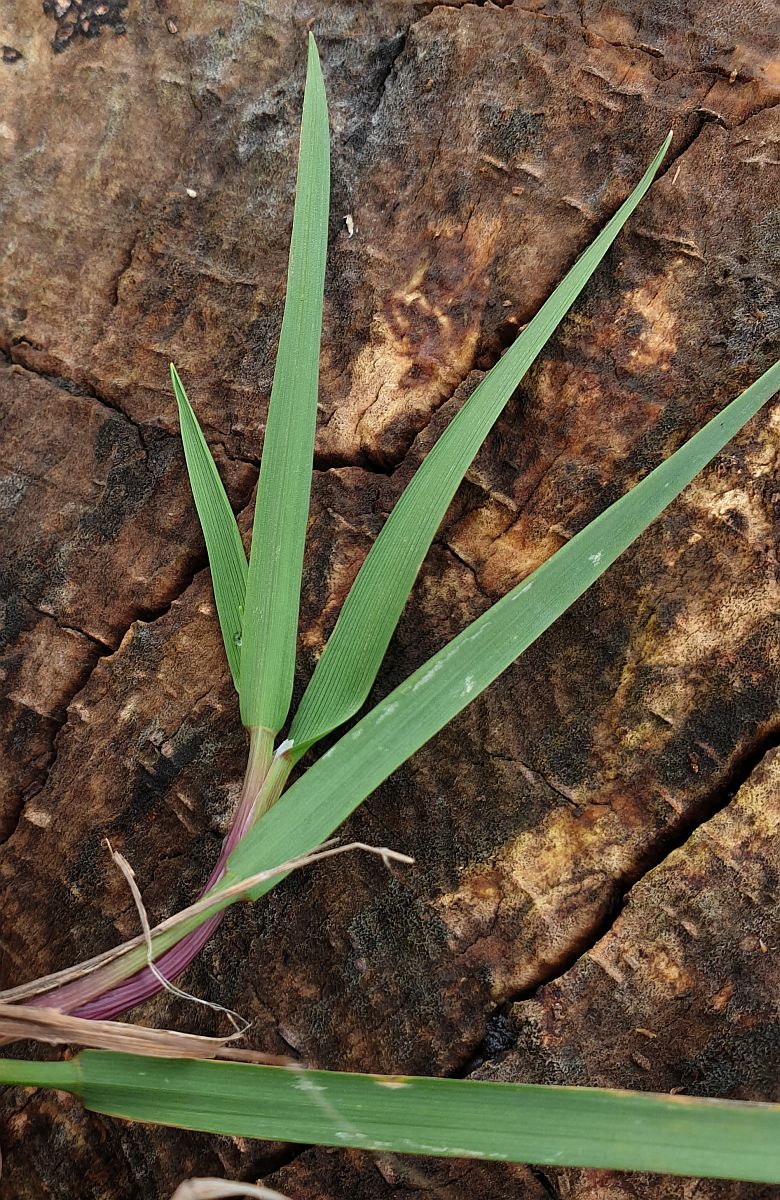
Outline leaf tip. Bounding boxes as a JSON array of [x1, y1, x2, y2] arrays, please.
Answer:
[[306, 28, 324, 87]]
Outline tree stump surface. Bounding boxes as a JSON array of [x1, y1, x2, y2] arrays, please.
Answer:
[[0, 1, 778, 1197]]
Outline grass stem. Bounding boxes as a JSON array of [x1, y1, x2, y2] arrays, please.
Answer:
[[22, 730, 279, 1019]]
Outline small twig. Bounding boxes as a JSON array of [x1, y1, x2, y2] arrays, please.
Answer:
[[107, 840, 250, 1035]]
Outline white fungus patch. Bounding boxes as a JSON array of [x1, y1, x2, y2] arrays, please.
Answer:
[[375, 701, 399, 724], [460, 675, 476, 697], [412, 661, 443, 691], [294, 1077, 327, 1093]]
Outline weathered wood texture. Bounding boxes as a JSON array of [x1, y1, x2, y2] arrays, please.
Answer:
[[0, 0, 778, 1197]]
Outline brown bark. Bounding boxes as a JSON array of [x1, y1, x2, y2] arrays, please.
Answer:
[[0, 0, 778, 1197]]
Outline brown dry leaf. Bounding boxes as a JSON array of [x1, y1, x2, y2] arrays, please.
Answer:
[[0, 1003, 292, 1063]]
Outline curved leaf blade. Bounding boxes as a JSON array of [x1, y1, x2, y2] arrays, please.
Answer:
[[171, 364, 247, 689], [288, 132, 673, 757], [240, 33, 330, 734]]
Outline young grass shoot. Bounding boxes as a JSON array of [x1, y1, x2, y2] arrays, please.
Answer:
[[2, 33, 779, 1186]]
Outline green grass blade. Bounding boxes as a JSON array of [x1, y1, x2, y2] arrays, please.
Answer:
[[171, 364, 248, 689], [227, 360, 779, 891], [0, 1056, 82, 1093], [288, 133, 673, 757], [29, 1051, 780, 1183], [239, 33, 330, 734]]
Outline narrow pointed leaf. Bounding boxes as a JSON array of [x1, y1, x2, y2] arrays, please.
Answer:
[[288, 133, 672, 757], [240, 33, 330, 733], [227, 360, 779, 891], [9, 1052, 780, 1183], [171, 364, 247, 688]]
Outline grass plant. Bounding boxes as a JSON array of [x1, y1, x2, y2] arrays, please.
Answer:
[[2, 33, 779, 1186]]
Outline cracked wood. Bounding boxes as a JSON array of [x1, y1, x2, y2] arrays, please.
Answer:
[[0, 0, 778, 1197]]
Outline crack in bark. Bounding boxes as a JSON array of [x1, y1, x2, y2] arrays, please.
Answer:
[[441, 540, 482, 591], [730, 97, 780, 128], [655, 116, 712, 182], [1, 650, 106, 850], [529, 1166, 564, 1200], [15, 591, 112, 653], [0, 334, 156, 438], [368, 27, 410, 121], [0, 548, 210, 851], [457, 725, 780, 1079], [2, 333, 407, 480], [254, 1144, 311, 1184], [487, 751, 579, 808], [653, 96, 780, 189], [108, 227, 144, 310], [360, 360, 481, 476]]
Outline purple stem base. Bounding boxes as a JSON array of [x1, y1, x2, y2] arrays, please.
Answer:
[[30, 787, 258, 1021], [72, 909, 225, 1021]]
